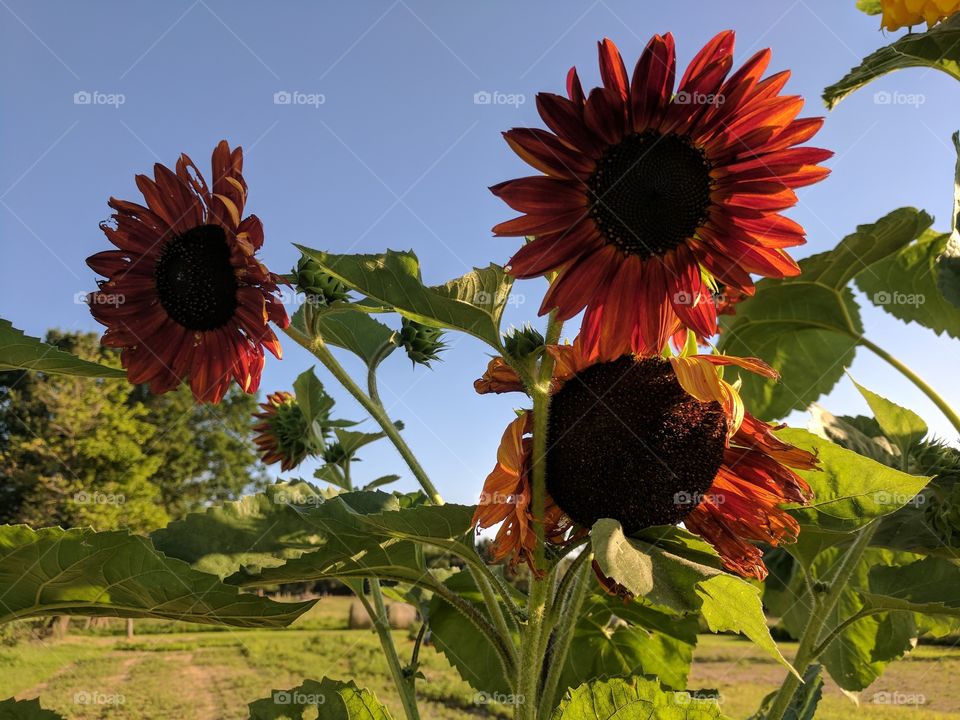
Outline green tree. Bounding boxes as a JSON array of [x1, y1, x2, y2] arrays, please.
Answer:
[[0, 330, 266, 530]]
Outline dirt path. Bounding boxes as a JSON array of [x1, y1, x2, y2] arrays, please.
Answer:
[[16, 661, 78, 700], [165, 653, 217, 719]]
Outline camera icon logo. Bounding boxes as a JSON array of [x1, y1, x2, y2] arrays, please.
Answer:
[[274, 91, 292, 105], [74, 91, 92, 105], [474, 90, 492, 105]]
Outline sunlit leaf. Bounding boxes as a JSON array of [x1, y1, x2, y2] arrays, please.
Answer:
[[551, 676, 729, 720], [777, 429, 931, 533], [824, 14, 960, 108], [0, 525, 314, 627], [0, 319, 125, 378], [850, 380, 928, 460], [590, 520, 794, 675], [719, 209, 932, 419], [295, 248, 509, 347]]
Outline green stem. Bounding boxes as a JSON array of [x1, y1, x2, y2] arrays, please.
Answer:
[[359, 580, 421, 720], [810, 608, 886, 658], [517, 577, 550, 720], [764, 521, 879, 720], [471, 566, 520, 656], [539, 551, 592, 718], [858, 337, 960, 435], [283, 325, 443, 505]]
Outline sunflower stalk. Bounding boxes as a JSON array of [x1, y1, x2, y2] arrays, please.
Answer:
[[357, 580, 421, 720], [538, 550, 592, 719], [764, 520, 880, 720], [282, 324, 443, 505]]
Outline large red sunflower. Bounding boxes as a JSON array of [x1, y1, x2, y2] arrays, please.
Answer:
[[472, 341, 817, 580], [87, 141, 288, 403], [492, 32, 832, 357]]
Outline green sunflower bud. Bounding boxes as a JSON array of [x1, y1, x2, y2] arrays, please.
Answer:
[[398, 318, 446, 366], [322, 441, 351, 466], [503, 324, 545, 361], [253, 391, 312, 471], [295, 255, 350, 306]]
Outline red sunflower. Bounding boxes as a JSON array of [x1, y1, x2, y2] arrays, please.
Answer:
[[491, 32, 832, 357], [473, 341, 816, 580], [253, 391, 311, 471], [87, 141, 289, 403]]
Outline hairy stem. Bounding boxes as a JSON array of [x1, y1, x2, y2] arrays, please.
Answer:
[[359, 581, 421, 720], [764, 521, 879, 720], [283, 325, 443, 505], [539, 550, 592, 718]]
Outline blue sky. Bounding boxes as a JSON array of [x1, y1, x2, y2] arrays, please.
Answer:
[[2, 1, 958, 506]]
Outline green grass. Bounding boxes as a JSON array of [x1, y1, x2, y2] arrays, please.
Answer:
[[1, 598, 958, 718]]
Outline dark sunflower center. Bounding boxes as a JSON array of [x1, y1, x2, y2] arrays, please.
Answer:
[[546, 356, 726, 532], [154, 224, 238, 331], [588, 131, 712, 258]]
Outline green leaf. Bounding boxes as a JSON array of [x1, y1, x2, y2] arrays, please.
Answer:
[[856, 230, 960, 338], [772, 547, 944, 691], [427, 569, 519, 695], [850, 380, 928, 459], [590, 520, 795, 675], [551, 676, 729, 720], [823, 14, 960, 108], [334, 425, 399, 455], [247, 677, 393, 719], [295, 249, 509, 347], [559, 594, 698, 701], [0, 319, 125, 378], [363, 474, 401, 490], [291, 304, 397, 368], [0, 525, 314, 627], [718, 209, 933, 420], [776, 429, 931, 532], [292, 368, 333, 427], [863, 555, 960, 618], [150, 481, 327, 578], [227, 492, 477, 588], [937, 131, 960, 310], [0, 698, 65, 720]]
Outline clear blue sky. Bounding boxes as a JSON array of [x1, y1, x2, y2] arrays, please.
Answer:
[[2, 1, 958, 506]]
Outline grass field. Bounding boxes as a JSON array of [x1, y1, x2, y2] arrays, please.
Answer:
[[2, 596, 957, 719]]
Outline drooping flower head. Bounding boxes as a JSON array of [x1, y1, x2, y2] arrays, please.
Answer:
[[880, 0, 960, 30], [253, 391, 311, 471], [87, 141, 288, 403], [472, 341, 817, 579], [492, 33, 831, 357]]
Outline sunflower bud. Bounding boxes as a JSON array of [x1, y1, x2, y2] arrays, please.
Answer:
[[398, 318, 446, 366], [294, 255, 350, 306], [503, 324, 545, 362], [322, 441, 351, 466], [253, 391, 312, 471]]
